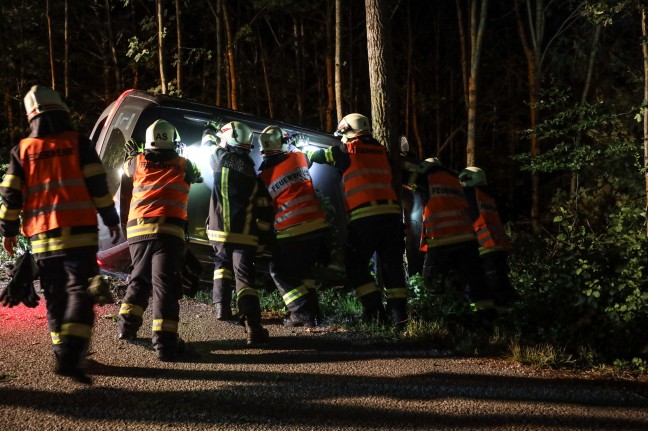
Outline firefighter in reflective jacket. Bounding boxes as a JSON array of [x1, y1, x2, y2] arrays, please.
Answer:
[[257, 126, 330, 327], [301, 113, 408, 327], [201, 121, 274, 345], [459, 167, 517, 308], [0, 85, 120, 384], [118, 119, 201, 362], [411, 158, 494, 310]]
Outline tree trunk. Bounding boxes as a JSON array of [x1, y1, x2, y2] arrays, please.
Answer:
[[465, 0, 488, 167], [176, 0, 182, 94], [515, 0, 544, 231], [222, 0, 237, 109], [571, 24, 601, 196], [335, 0, 343, 123], [456, 0, 468, 109], [365, 0, 401, 194], [258, 27, 274, 118], [46, 0, 56, 89], [156, 0, 167, 94], [325, 0, 335, 131], [642, 4, 648, 232], [104, 0, 123, 96], [64, 0, 69, 98], [293, 16, 304, 123]]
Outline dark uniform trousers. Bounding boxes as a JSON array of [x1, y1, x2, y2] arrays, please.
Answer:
[[345, 213, 408, 317], [38, 251, 98, 360], [119, 235, 185, 349], [212, 242, 261, 325], [481, 250, 517, 306], [423, 239, 491, 303], [269, 229, 329, 318]]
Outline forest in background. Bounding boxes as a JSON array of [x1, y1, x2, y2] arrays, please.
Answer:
[[1, 0, 647, 368]]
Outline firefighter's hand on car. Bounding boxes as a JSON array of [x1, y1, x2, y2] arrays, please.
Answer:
[[108, 225, 121, 244], [2, 236, 17, 256], [124, 139, 142, 157]]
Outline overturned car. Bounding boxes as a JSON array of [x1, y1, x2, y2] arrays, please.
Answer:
[[90, 90, 349, 282]]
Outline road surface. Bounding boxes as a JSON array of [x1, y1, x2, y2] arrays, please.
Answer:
[[1, 300, 647, 430]]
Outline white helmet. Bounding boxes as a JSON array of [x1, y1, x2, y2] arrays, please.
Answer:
[[145, 119, 176, 150], [220, 121, 253, 150], [334, 113, 371, 143], [23, 85, 69, 121], [459, 166, 487, 187], [259, 125, 289, 155]]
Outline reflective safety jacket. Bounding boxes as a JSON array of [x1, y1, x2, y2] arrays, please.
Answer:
[[417, 167, 475, 248], [465, 186, 513, 255], [306, 135, 401, 222], [124, 150, 193, 242], [0, 128, 118, 258], [203, 142, 273, 248], [258, 152, 328, 238]]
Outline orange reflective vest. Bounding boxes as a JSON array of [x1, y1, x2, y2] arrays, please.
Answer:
[[474, 187, 512, 254], [127, 153, 189, 221], [342, 140, 398, 212], [19, 132, 97, 237], [421, 169, 475, 248], [258, 152, 327, 233]]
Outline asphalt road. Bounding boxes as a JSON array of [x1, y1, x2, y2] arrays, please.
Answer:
[[1, 299, 647, 431]]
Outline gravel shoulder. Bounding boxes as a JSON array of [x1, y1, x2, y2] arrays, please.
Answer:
[[1, 297, 648, 431]]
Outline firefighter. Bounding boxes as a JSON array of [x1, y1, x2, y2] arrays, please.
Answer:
[[411, 157, 494, 311], [201, 121, 274, 345], [300, 113, 408, 327], [0, 85, 120, 384], [459, 166, 518, 308], [118, 119, 201, 361], [257, 126, 330, 327]]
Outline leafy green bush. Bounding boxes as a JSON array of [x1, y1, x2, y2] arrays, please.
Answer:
[[508, 203, 648, 361]]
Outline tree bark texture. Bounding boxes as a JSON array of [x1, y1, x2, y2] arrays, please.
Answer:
[[156, 0, 168, 94], [222, 0, 237, 109], [335, 0, 343, 123]]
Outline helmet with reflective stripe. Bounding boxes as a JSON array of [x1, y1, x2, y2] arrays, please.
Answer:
[[459, 166, 487, 187], [145, 119, 176, 150], [220, 121, 253, 150], [23, 85, 69, 121], [334, 113, 371, 143], [259, 125, 289, 155]]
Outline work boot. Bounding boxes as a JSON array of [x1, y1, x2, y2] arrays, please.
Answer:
[[54, 341, 92, 385], [156, 338, 186, 362], [118, 327, 138, 341], [214, 302, 233, 321], [283, 311, 316, 328], [362, 305, 387, 325], [245, 322, 269, 346], [387, 298, 409, 330]]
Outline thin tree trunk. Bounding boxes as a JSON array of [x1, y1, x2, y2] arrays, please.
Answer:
[[456, 0, 468, 108], [222, 0, 237, 109], [64, 0, 69, 98], [404, 0, 412, 137], [176, 0, 182, 94], [335, 0, 343, 123], [293, 16, 304, 123], [365, 0, 400, 194], [465, 0, 488, 167], [105, 0, 122, 95], [258, 27, 274, 118], [515, 0, 543, 231], [156, 0, 168, 94], [411, 80, 424, 158], [642, 4, 648, 233], [46, 0, 56, 89], [571, 24, 601, 196], [325, 0, 335, 131]]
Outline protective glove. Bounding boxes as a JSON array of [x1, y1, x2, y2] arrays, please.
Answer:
[[201, 120, 223, 147], [289, 133, 309, 150], [124, 139, 143, 158], [0, 251, 39, 308], [87, 275, 114, 305]]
